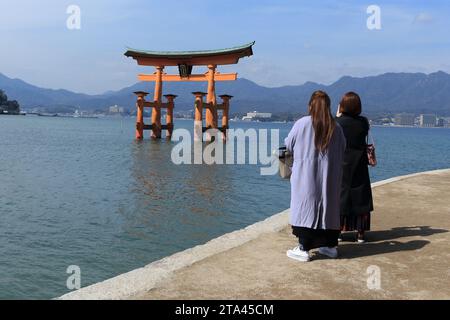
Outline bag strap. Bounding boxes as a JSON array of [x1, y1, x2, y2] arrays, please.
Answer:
[[365, 117, 375, 146], [367, 129, 375, 146]]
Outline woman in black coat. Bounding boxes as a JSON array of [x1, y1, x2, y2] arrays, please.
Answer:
[[336, 92, 374, 243]]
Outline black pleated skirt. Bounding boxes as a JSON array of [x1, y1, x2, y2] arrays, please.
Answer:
[[292, 226, 340, 251], [340, 213, 371, 231]]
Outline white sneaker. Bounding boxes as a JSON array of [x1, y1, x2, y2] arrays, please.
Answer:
[[318, 247, 338, 258], [287, 246, 310, 262]]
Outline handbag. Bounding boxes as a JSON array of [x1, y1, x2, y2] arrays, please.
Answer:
[[277, 146, 293, 179], [366, 131, 377, 167]]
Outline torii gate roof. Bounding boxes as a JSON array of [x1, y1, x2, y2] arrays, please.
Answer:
[[124, 41, 255, 66]]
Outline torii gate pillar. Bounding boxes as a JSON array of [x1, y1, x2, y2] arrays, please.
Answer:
[[206, 64, 217, 130], [151, 66, 164, 139], [134, 91, 148, 140]]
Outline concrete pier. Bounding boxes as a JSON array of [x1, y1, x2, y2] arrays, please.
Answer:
[[59, 168, 450, 300]]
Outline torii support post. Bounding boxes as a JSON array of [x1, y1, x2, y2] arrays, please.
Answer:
[[192, 92, 207, 142], [164, 94, 177, 139], [134, 91, 149, 140], [219, 95, 233, 140], [152, 66, 164, 139], [206, 64, 217, 129], [205, 64, 218, 142]]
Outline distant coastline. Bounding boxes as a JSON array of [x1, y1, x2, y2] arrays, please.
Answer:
[[3, 114, 450, 128], [372, 124, 450, 129]]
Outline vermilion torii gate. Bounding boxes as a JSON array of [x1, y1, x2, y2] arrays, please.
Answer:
[[124, 42, 254, 141]]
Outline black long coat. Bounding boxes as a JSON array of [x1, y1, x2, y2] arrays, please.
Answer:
[[336, 114, 374, 216]]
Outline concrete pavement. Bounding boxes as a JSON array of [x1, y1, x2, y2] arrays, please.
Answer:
[[134, 169, 450, 300]]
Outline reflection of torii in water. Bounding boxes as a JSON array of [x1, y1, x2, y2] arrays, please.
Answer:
[[124, 42, 255, 141]]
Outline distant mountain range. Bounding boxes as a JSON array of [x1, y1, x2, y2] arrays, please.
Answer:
[[1, 71, 450, 116]]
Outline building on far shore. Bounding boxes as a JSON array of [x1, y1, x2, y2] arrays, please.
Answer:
[[242, 111, 272, 121], [419, 114, 437, 127], [109, 105, 125, 114], [394, 113, 415, 126], [436, 117, 450, 127]]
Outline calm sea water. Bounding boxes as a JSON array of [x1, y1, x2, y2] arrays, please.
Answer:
[[0, 115, 449, 299]]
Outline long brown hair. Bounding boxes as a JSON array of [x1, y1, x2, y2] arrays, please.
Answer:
[[308, 90, 336, 153]]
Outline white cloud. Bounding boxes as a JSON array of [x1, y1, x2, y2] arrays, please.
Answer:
[[413, 12, 433, 24]]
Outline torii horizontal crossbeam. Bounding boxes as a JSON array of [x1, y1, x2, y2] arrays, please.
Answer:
[[138, 73, 237, 82]]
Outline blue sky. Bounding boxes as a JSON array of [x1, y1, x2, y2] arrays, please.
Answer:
[[0, 0, 449, 94]]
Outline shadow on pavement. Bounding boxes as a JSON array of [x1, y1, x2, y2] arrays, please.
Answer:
[[316, 226, 447, 259]]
